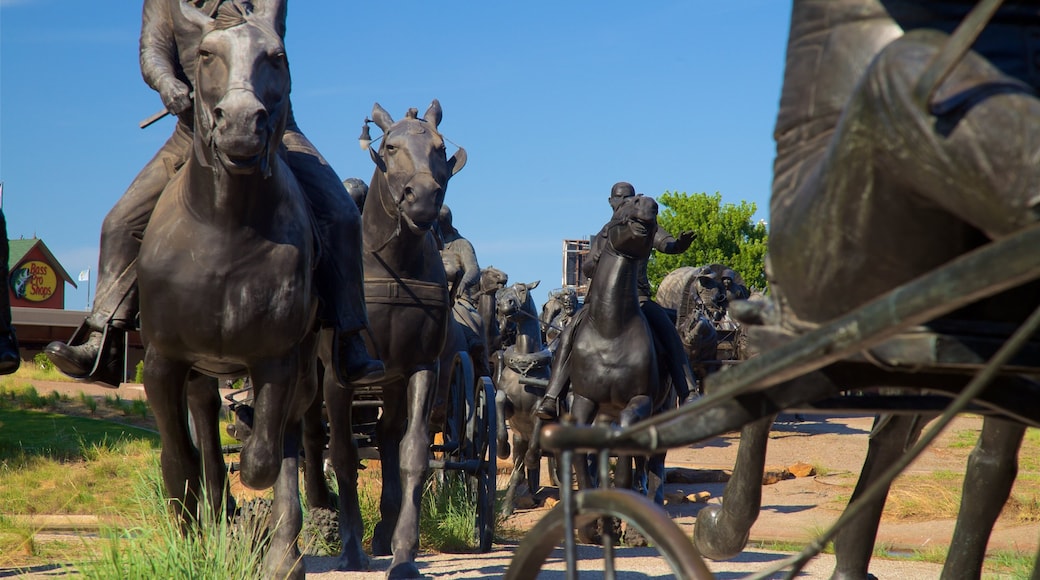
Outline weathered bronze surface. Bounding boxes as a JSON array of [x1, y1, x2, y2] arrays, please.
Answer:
[[700, 2, 1040, 577], [133, 3, 316, 578], [45, 0, 379, 389], [312, 100, 466, 579]]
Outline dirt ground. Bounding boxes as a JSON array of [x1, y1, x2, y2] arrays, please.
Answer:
[[11, 380, 1040, 578]]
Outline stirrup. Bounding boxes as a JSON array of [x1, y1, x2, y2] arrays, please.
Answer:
[[63, 321, 127, 388]]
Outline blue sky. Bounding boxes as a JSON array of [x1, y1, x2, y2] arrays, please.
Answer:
[[0, 1, 789, 311]]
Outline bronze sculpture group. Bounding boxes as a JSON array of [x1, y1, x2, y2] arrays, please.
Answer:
[[43, 0, 1040, 578]]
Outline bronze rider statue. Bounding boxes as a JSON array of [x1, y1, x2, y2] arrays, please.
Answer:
[[45, 0, 383, 387], [535, 181, 698, 420]]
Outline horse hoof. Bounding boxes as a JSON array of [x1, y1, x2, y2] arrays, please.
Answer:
[[371, 533, 392, 557], [387, 560, 421, 579], [497, 439, 511, 459], [335, 552, 371, 572], [693, 504, 749, 561]]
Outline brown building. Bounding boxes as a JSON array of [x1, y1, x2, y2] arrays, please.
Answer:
[[8, 238, 143, 381]]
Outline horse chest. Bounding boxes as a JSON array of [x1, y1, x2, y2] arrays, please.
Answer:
[[139, 216, 314, 352]]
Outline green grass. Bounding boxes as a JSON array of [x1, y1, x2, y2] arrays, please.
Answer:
[[74, 457, 271, 579], [0, 406, 158, 462]]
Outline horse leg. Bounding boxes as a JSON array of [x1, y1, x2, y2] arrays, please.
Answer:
[[142, 349, 197, 529], [240, 359, 297, 490], [693, 413, 775, 560], [388, 368, 436, 580], [941, 416, 1025, 580], [496, 384, 511, 459], [616, 394, 653, 493], [372, 387, 407, 558], [502, 429, 527, 517], [831, 414, 927, 580], [185, 373, 232, 520], [324, 370, 369, 571], [267, 418, 305, 580], [525, 418, 545, 501], [302, 338, 334, 512]]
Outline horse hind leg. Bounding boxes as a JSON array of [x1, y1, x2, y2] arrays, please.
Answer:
[[940, 416, 1025, 580], [830, 413, 928, 580], [496, 386, 511, 459], [323, 374, 369, 571]]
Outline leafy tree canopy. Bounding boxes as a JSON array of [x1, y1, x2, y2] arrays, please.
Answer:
[[648, 191, 768, 293]]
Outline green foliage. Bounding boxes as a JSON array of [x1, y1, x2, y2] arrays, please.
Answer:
[[33, 353, 54, 372], [647, 191, 768, 293], [134, 361, 144, 384]]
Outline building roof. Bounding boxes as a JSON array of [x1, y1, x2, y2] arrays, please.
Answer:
[[8, 238, 78, 288]]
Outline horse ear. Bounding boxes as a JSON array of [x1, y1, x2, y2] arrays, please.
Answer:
[[372, 103, 393, 132], [178, 0, 214, 29], [423, 99, 443, 127], [528, 280, 541, 290], [369, 146, 386, 172], [254, 0, 287, 37], [448, 147, 467, 176]]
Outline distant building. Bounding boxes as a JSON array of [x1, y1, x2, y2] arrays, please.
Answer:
[[6, 238, 143, 381], [8, 238, 77, 309], [562, 239, 590, 299]]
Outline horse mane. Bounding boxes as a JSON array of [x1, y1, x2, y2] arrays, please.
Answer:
[[214, 1, 252, 30]]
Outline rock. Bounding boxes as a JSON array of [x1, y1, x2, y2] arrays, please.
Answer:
[[543, 497, 559, 509], [514, 495, 538, 510], [762, 466, 793, 485], [789, 461, 816, 478], [664, 491, 689, 505], [688, 491, 711, 503]]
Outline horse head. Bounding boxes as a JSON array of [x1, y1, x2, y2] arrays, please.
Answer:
[[367, 100, 467, 234], [606, 194, 659, 260], [496, 280, 540, 322], [181, 0, 289, 178]]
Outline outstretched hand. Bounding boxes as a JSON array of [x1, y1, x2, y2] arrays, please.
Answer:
[[674, 230, 696, 252]]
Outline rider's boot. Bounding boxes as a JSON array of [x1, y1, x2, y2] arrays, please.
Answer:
[[335, 329, 385, 386], [534, 393, 560, 421], [45, 324, 127, 388]]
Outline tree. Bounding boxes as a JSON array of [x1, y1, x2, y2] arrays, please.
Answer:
[[648, 191, 768, 293]]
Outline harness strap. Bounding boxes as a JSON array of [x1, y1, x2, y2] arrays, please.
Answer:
[[364, 277, 450, 309]]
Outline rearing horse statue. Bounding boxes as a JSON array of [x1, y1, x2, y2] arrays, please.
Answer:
[[136, 3, 314, 579], [319, 100, 465, 579], [562, 195, 672, 503]]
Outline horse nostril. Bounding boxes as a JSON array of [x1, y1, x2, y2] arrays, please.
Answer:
[[404, 186, 415, 202], [255, 110, 269, 133], [214, 107, 226, 126]]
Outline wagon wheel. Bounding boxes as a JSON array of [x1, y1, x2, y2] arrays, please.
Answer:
[[439, 352, 498, 552], [504, 488, 712, 580]]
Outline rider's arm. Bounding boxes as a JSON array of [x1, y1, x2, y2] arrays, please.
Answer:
[[457, 239, 481, 295], [140, 0, 191, 116], [653, 226, 695, 255]]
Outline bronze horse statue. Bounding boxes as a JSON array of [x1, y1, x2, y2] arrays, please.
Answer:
[[561, 195, 673, 505], [494, 280, 553, 515], [136, 3, 315, 578], [694, 2, 1040, 578], [315, 100, 465, 579]]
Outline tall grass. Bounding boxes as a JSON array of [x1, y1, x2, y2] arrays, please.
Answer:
[[76, 456, 272, 579]]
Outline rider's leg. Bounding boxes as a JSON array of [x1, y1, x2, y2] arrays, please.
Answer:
[[534, 315, 576, 420], [641, 299, 698, 402], [45, 123, 192, 380], [283, 122, 383, 385], [0, 211, 19, 375]]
